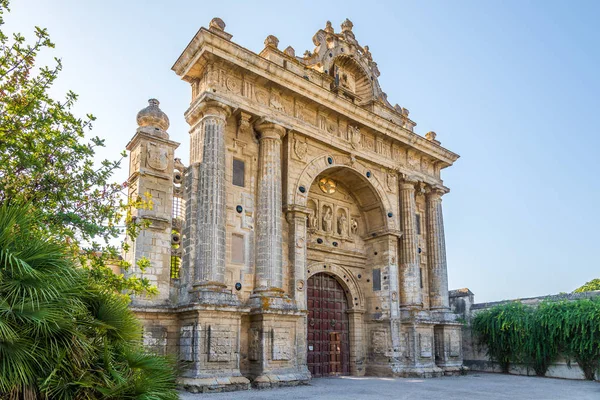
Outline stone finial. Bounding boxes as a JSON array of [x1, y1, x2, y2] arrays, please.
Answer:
[[341, 18, 353, 33], [284, 46, 295, 57], [401, 107, 410, 117], [425, 131, 441, 145], [264, 35, 279, 49], [209, 17, 226, 31], [207, 17, 232, 41], [136, 98, 170, 131], [324, 20, 334, 34]]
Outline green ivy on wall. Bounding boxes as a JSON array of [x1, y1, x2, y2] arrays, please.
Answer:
[[472, 298, 600, 380]]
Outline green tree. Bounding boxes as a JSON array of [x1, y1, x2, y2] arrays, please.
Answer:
[[0, 203, 178, 399], [574, 279, 600, 293], [0, 0, 153, 296]]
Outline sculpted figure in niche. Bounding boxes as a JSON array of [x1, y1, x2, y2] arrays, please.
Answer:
[[350, 218, 358, 235], [310, 212, 319, 230], [338, 214, 348, 236], [323, 207, 333, 233]]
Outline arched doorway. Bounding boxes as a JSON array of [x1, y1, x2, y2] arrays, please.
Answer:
[[307, 273, 350, 377]]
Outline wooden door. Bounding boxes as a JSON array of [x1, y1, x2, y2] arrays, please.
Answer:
[[307, 273, 350, 377]]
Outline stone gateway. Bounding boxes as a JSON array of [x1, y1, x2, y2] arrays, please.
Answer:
[[124, 18, 463, 392]]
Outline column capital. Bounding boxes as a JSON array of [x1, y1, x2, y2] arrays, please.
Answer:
[[254, 120, 287, 140], [198, 100, 232, 121], [425, 184, 450, 199]]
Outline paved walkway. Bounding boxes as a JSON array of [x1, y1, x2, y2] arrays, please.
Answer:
[[179, 373, 600, 400]]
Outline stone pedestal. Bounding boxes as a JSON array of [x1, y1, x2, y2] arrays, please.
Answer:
[[247, 310, 310, 388], [178, 305, 251, 393]]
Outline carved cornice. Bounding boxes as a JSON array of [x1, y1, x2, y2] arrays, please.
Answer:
[[172, 26, 460, 168]]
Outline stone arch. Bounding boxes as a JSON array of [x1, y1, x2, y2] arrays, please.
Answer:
[[293, 154, 396, 232], [307, 262, 365, 310]]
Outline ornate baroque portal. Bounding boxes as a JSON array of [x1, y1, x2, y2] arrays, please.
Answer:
[[124, 17, 464, 392]]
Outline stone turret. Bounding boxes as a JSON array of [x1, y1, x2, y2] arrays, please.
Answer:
[[125, 99, 180, 305]]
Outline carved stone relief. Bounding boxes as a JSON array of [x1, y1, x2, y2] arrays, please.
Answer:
[[372, 329, 387, 355], [147, 142, 168, 171], [249, 327, 260, 361], [348, 125, 361, 149], [208, 325, 232, 362], [293, 138, 308, 161], [271, 328, 292, 361], [419, 333, 432, 358]]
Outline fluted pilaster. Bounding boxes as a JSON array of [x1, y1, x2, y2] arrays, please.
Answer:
[[193, 101, 231, 290], [427, 186, 449, 310], [254, 122, 286, 294], [399, 178, 422, 309]]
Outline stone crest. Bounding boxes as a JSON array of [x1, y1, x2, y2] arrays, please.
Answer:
[[147, 143, 168, 171], [348, 125, 361, 149], [293, 138, 308, 160]]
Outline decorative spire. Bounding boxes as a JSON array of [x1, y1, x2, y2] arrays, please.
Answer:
[[324, 20, 334, 34], [136, 99, 170, 131], [341, 18, 353, 33]]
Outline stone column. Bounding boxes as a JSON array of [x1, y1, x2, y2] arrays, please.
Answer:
[[399, 177, 423, 309], [193, 100, 231, 292], [253, 122, 286, 295], [285, 207, 310, 309], [426, 186, 450, 310]]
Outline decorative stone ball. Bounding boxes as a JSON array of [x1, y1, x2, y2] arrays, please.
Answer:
[[136, 99, 170, 131]]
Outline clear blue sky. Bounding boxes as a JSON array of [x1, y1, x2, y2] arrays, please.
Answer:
[[6, 0, 599, 302]]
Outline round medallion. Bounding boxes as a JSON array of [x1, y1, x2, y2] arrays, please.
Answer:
[[299, 185, 306, 193], [236, 205, 243, 213], [318, 177, 336, 194], [235, 282, 242, 291]]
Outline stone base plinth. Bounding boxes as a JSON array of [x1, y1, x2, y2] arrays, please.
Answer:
[[394, 365, 444, 378], [179, 376, 250, 393], [252, 371, 311, 389], [441, 365, 467, 376]]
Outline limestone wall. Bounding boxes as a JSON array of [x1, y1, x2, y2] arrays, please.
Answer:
[[450, 289, 600, 380]]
